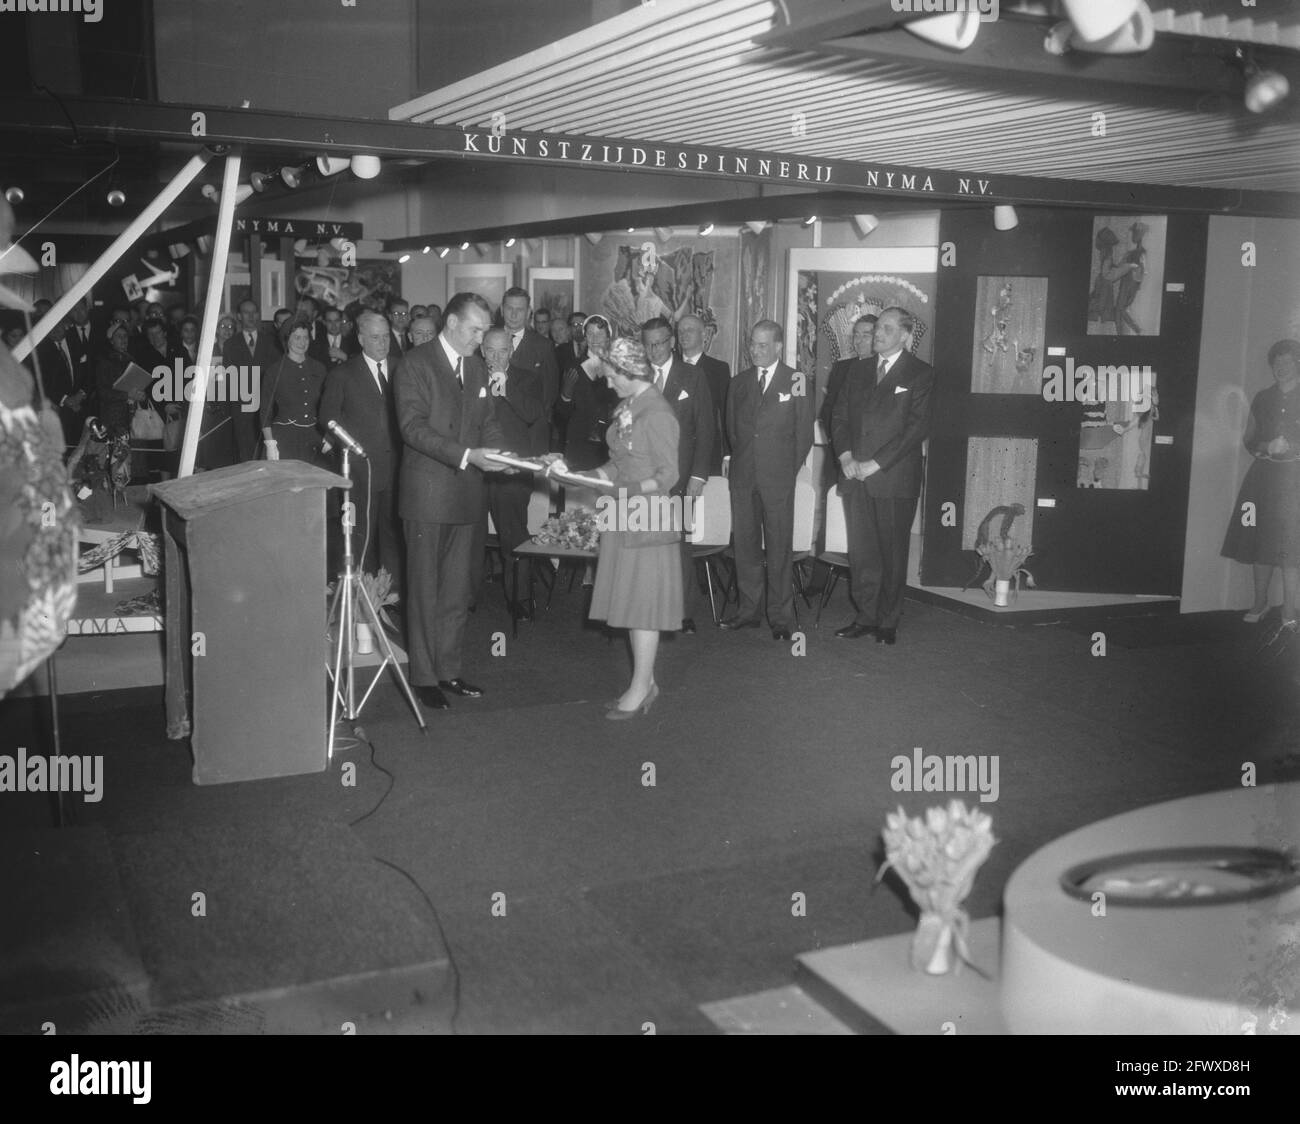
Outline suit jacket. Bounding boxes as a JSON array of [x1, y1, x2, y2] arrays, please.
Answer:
[[302, 320, 331, 366], [831, 349, 935, 499], [64, 324, 96, 390], [489, 362, 547, 457], [388, 330, 410, 362], [510, 327, 561, 414], [726, 362, 815, 495], [821, 356, 866, 440], [323, 329, 361, 366], [683, 351, 730, 471], [554, 341, 581, 374], [223, 327, 281, 373], [655, 357, 713, 492], [395, 340, 504, 525], [35, 336, 83, 442], [319, 353, 402, 491]]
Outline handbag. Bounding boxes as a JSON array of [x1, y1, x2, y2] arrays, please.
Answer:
[[130, 402, 165, 441]]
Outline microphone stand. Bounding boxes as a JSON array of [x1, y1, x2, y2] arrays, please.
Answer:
[[326, 445, 426, 759]]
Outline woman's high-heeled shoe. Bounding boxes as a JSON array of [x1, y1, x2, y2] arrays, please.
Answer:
[[606, 683, 659, 720]]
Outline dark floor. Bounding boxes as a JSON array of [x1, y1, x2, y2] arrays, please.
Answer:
[[3, 576, 1298, 1034]]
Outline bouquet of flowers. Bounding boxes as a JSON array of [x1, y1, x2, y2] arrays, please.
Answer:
[[533, 510, 601, 552], [878, 800, 996, 975]]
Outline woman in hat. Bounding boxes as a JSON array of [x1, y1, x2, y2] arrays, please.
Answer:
[[547, 337, 682, 718], [1222, 339, 1300, 629]]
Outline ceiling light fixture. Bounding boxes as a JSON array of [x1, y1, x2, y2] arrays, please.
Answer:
[[249, 171, 274, 193], [4, 186, 23, 206], [743, 221, 767, 235], [584, 232, 602, 245], [852, 214, 879, 238], [438, 247, 450, 258], [106, 188, 126, 207], [698, 223, 715, 236], [903, 10, 981, 51], [504, 237, 516, 247], [280, 164, 309, 189], [1234, 48, 1291, 114], [317, 156, 350, 176], [993, 205, 1019, 231], [399, 253, 411, 263], [653, 227, 673, 241], [1046, 0, 1153, 56], [423, 245, 432, 253], [802, 215, 818, 227], [350, 155, 382, 180]]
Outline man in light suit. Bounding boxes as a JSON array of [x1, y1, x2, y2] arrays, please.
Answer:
[[831, 306, 935, 646], [224, 299, 282, 461], [319, 310, 403, 594], [722, 319, 815, 641], [676, 312, 730, 474], [642, 316, 713, 633], [395, 291, 510, 711]]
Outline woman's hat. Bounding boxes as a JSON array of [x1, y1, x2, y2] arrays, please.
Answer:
[[1094, 226, 1119, 251], [605, 337, 651, 381]]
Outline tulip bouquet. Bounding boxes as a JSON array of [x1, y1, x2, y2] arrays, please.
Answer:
[[878, 800, 996, 975], [534, 510, 601, 552]]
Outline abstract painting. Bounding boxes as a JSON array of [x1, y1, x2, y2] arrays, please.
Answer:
[[969, 276, 1048, 395]]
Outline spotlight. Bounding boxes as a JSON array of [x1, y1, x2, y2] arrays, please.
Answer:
[[1047, 0, 1153, 55], [743, 221, 768, 235], [504, 238, 516, 248], [653, 227, 673, 241], [281, 164, 309, 189], [168, 242, 190, 260], [329, 238, 348, 251], [106, 188, 126, 207], [231, 185, 254, 205], [993, 205, 1019, 231], [438, 247, 450, 258], [4, 186, 23, 206], [627, 227, 636, 233], [698, 223, 714, 236], [423, 245, 433, 253], [802, 215, 818, 227], [293, 239, 309, 253], [399, 253, 411, 263], [196, 234, 213, 254], [250, 171, 274, 193], [350, 154, 381, 180], [317, 156, 349, 176], [903, 11, 981, 51], [1236, 49, 1291, 114], [852, 214, 879, 238], [459, 241, 470, 251], [201, 184, 219, 203], [474, 243, 491, 255], [584, 232, 603, 245]]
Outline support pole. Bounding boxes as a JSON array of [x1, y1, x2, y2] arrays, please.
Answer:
[[177, 152, 241, 478], [11, 152, 212, 361]]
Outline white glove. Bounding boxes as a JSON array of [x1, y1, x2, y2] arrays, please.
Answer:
[[264, 438, 280, 461]]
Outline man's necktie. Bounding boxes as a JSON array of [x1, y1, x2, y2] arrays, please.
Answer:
[[456, 356, 463, 386], [877, 358, 888, 384], [656, 366, 667, 392], [759, 366, 770, 394], [246, 333, 255, 349], [376, 360, 386, 386]]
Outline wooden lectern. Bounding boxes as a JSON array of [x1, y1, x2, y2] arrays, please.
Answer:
[[151, 462, 349, 785]]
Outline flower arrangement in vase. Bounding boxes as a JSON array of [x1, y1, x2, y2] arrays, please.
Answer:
[[972, 503, 1034, 606], [879, 800, 996, 975], [533, 509, 601, 552]]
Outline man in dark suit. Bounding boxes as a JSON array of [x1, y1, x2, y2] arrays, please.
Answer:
[[722, 319, 815, 641], [36, 319, 87, 445], [642, 316, 713, 633], [676, 313, 731, 474], [387, 298, 412, 359], [322, 305, 360, 367], [831, 306, 935, 646], [224, 299, 282, 461], [481, 327, 545, 584], [821, 313, 877, 441], [501, 286, 560, 422], [64, 300, 96, 390], [395, 291, 510, 711], [296, 295, 332, 365], [553, 311, 584, 374], [319, 310, 404, 594]]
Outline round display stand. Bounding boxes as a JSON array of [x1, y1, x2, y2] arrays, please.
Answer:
[[1001, 782, 1299, 1034]]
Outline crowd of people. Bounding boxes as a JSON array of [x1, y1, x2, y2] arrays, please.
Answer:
[[10, 280, 1295, 716]]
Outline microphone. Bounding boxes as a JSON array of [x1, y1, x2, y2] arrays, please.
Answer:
[[327, 419, 367, 458]]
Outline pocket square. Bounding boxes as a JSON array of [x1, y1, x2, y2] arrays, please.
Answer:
[[778, 392, 792, 403], [678, 389, 689, 401], [478, 386, 488, 398], [893, 384, 909, 394]]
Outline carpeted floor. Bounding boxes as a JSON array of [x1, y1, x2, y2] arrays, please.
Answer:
[[2, 576, 1297, 1034]]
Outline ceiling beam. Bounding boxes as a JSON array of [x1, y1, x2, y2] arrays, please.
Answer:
[[1, 94, 1295, 218]]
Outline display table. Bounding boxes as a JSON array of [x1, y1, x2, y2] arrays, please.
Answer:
[[76, 497, 152, 594], [1001, 783, 1299, 1034], [508, 541, 598, 638]]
